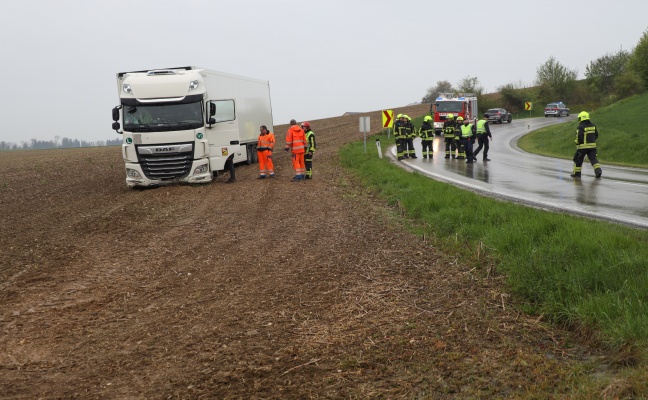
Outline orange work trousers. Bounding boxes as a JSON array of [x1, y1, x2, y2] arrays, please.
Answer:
[[291, 152, 305, 176], [257, 150, 274, 176]]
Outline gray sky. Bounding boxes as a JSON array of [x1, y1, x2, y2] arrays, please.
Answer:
[[1, 0, 646, 144]]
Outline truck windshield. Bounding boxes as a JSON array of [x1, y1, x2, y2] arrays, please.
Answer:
[[435, 101, 464, 113], [123, 101, 203, 132]]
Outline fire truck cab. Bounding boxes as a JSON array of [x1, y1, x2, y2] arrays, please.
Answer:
[[429, 93, 478, 135]]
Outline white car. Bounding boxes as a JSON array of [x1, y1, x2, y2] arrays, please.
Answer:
[[544, 102, 570, 117]]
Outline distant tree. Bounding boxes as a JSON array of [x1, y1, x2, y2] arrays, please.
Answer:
[[456, 76, 483, 95], [585, 50, 630, 95], [629, 28, 648, 89], [496, 82, 528, 112], [535, 56, 577, 102], [106, 138, 122, 146], [421, 80, 454, 103], [614, 70, 645, 98]]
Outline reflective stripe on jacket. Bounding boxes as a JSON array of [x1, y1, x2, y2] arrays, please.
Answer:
[[575, 121, 598, 149], [305, 131, 316, 152], [420, 122, 434, 140], [257, 132, 275, 151], [461, 124, 474, 138], [395, 121, 411, 138], [286, 125, 306, 153], [476, 119, 487, 134], [443, 121, 456, 138]]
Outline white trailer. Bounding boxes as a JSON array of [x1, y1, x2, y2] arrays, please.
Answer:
[[111, 66, 273, 187]]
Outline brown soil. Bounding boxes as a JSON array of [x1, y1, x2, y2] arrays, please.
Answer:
[[0, 105, 606, 398]]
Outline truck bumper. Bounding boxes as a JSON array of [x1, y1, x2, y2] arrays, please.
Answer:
[[124, 161, 212, 187]]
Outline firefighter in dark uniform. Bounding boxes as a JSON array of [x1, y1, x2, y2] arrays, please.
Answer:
[[420, 115, 434, 158], [473, 113, 492, 161], [460, 117, 476, 164], [301, 122, 316, 179], [394, 114, 408, 160], [404, 115, 417, 159], [571, 111, 602, 178], [455, 116, 466, 159], [443, 113, 457, 158]]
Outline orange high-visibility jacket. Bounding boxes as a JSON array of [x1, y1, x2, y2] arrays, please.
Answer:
[[257, 132, 275, 151], [285, 125, 306, 154]]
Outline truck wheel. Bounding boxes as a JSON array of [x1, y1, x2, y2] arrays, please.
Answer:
[[245, 143, 258, 165]]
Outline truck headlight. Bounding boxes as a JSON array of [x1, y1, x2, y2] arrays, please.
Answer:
[[188, 80, 199, 91], [123, 84, 133, 94], [193, 164, 208, 175], [126, 168, 141, 178]]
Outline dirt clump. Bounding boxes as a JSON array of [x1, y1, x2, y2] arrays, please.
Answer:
[[1, 104, 596, 398]]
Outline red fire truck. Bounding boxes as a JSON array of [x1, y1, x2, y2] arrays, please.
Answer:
[[429, 93, 478, 135]]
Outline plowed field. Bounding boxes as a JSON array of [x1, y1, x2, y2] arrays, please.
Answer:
[[1, 105, 604, 398]]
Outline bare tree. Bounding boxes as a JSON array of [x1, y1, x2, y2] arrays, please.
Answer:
[[421, 80, 454, 103], [456, 76, 483, 95]]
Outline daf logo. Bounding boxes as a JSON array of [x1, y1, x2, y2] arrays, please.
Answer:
[[156, 147, 174, 152]]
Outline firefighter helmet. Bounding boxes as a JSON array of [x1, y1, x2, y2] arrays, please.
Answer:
[[301, 122, 311, 128], [578, 111, 590, 121], [397, 114, 404, 118], [424, 116, 432, 122], [456, 116, 464, 121], [447, 113, 454, 119], [404, 115, 411, 120]]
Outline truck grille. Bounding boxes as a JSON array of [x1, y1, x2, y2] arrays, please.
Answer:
[[137, 143, 194, 180]]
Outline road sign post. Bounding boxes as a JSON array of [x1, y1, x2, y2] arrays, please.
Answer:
[[525, 101, 533, 118], [360, 116, 370, 154], [382, 110, 393, 139]]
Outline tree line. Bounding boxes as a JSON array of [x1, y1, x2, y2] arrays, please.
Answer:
[[0, 137, 122, 150], [422, 27, 648, 113]]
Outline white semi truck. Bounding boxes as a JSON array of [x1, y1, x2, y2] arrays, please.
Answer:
[[111, 66, 273, 187]]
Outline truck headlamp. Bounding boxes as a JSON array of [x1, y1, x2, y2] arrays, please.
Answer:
[[193, 164, 208, 175], [123, 84, 133, 94], [126, 168, 141, 178], [188, 80, 199, 91]]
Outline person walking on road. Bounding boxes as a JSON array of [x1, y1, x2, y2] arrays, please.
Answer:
[[460, 117, 476, 164], [420, 115, 435, 158], [443, 113, 457, 159], [285, 119, 306, 181], [571, 111, 602, 178], [301, 122, 316, 179], [473, 113, 493, 161], [256, 125, 275, 179]]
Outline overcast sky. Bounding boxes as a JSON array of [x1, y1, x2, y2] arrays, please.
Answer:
[[1, 0, 646, 144]]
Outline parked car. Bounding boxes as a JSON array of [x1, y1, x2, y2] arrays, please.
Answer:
[[544, 102, 570, 117], [486, 108, 512, 124]]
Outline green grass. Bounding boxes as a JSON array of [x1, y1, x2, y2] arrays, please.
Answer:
[[518, 92, 648, 168], [340, 131, 648, 360]]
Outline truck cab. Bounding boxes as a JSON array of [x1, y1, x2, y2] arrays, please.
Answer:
[[111, 67, 272, 187]]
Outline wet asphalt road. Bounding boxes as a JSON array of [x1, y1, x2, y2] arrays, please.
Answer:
[[390, 116, 648, 229]]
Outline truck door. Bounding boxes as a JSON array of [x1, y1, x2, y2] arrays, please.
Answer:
[[205, 99, 242, 171]]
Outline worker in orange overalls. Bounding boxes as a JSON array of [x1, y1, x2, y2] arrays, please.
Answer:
[[284, 119, 306, 182], [256, 125, 275, 179]]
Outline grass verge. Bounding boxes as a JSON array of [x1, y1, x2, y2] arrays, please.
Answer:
[[340, 132, 648, 361]]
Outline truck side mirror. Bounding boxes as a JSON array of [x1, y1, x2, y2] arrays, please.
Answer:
[[208, 117, 216, 124], [112, 107, 120, 121], [210, 103, 216, 116], [112, 122, 122, 133]]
